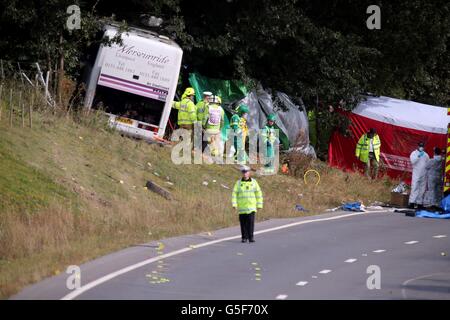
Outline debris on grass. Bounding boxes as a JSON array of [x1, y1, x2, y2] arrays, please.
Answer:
[[295, 204, 308, 212], [145, 180, 172, 200]]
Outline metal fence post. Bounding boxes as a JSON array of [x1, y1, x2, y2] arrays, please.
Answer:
[[9, 88, 13, 127]]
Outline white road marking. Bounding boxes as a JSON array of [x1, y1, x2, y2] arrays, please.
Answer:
[[60, 211, 366, 300], [345, 258, 357, 263], [312, 276, 318, 279], [433, 235, 447, 239], [401, 272, 447, 299], [373, 249, 386, 253], [319, 269, 332, 274], [404, 241, 419, 245], [276, 294, 288, 300], [296, 281, 308, 286]]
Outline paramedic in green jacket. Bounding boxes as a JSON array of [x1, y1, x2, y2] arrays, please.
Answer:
[[261, 113, 279, 174], [355, 128, 381, 179], [232, 166, 263, 243], [230, 104, 249, 164]]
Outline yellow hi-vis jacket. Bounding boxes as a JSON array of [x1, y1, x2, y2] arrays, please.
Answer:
[[196, 100, 208, 123], [232, 178, 263, 214], [172, 98, 197, 125], [355, 133, 381, 163]]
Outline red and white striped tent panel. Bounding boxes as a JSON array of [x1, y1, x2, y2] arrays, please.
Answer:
[[328, 96, 449, 183]]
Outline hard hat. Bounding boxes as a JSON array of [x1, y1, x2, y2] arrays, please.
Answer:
[[211, 95, 221, 104], [183, 87, 195, 96], [240, 165, 251, 172], [203, 91, 213, 96], [267, 113, 276, 121], [237, 104, 249, 114]]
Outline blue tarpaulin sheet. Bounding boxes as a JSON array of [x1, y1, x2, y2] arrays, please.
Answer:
[[416, 211, 450, 219], [441, 195, 450, 213], [342, 202, 363, 212]]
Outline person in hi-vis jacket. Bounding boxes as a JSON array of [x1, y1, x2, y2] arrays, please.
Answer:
[[232, 166, 263, 243]]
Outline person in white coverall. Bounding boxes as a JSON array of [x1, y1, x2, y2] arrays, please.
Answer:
[[423, 147, 444, 209], [409, 142, 430, 209]]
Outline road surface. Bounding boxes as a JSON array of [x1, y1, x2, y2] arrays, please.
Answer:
[[12, 210, 450, 300]]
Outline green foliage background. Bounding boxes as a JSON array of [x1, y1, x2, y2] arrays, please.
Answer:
[[1, 0, 448, 155]]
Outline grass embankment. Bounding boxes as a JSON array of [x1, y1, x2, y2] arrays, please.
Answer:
[[0, 91, 394, 298]]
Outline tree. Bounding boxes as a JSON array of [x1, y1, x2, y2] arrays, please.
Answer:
[[0, 0, 121, 104]]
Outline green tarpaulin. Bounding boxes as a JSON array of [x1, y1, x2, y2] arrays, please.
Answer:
[[189, 73, 248, 104], [189, 73, 248, 142]]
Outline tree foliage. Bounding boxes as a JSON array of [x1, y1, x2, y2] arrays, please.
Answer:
[[1, 0, 448, 108]]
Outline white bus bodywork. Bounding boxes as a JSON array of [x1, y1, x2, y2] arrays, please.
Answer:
[[84, 24, 183, 141]]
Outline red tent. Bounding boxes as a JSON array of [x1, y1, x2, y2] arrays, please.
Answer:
[[328, 96, 449, 183]]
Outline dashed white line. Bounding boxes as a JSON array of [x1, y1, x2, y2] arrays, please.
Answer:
[[276, 294, 288, 300], [345, 258, 357, 263], [373, 249, 386, 253], [296, 281, 309, 286], [319, 269, 332, 274], [404, 241, 419, 245], [433, 235, 447, 239]]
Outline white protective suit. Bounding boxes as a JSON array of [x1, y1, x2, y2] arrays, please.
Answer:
[[423, 156, 444, 207], [409, 149, 430, 205]]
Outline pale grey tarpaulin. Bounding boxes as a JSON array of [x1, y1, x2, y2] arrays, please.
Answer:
[[225, 85, 316, 157]]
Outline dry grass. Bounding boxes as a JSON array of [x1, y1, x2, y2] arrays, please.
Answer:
[[0, 84, 394, 298]]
